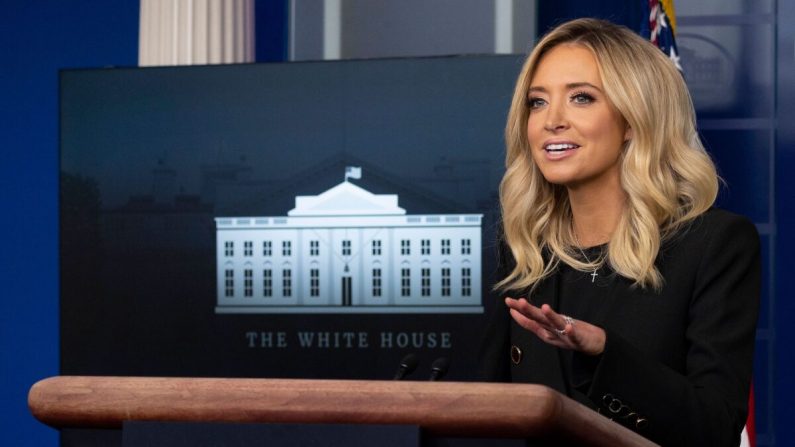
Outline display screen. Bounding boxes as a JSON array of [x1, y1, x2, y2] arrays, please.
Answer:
[[60, 55, 523, 380]]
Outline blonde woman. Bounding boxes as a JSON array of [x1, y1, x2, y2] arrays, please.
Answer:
[[480, 18, 760, 446]]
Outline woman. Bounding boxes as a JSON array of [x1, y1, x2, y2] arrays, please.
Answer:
[[480, 18, 760, 446]]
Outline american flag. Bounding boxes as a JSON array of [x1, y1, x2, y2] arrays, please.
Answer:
[[640, 0, 682, 71]]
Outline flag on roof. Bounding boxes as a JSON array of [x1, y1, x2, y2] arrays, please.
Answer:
[[640, 0, 682, 71], [344, 166, 362, 181]]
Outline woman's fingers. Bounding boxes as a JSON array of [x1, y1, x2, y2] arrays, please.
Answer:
[[506, 298, 548, 324], [506, 298, 570, 343], [507, 308, 539, 331], [506, 298, 565, 333], [509, 308, 561, 343], [541, 304, 574, 335]]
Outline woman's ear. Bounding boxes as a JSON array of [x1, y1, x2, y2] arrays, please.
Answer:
[[624, 125, 633, 142]]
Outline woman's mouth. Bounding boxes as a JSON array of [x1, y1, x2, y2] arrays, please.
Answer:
[[543, 143, 580, 160]]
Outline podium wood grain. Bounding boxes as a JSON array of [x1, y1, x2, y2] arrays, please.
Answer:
[[29, 376, 658, 446]]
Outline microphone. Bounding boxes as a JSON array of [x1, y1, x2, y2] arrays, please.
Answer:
[[393, 353, 419, 380], [429, 357, 450, 381]]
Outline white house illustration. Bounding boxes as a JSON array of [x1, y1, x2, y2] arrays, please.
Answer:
[[214, 176, 482, 314]]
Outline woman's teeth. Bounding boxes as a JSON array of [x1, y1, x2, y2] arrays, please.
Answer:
[[545, 143, 579, 152]]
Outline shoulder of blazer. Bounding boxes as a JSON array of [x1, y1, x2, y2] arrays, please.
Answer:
[[662, 207, 758, 252]]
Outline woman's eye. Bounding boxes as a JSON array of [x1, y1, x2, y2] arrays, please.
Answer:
[[527, 97, 546, 109], [571, 92, 595, 104]]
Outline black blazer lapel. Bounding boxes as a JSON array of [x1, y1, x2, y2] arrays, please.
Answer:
[[509, 273, 568, 394]]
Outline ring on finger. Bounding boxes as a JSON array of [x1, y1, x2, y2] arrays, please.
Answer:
[[554, 315, 574, 336]]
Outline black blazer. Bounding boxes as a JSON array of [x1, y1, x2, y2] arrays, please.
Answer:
[[479, 208, 761, 446]]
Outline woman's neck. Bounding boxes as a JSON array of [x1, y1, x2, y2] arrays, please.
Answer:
[[568, 181, 626, 247]]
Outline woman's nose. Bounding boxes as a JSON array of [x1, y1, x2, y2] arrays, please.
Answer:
[[543, 102, 569, 132]]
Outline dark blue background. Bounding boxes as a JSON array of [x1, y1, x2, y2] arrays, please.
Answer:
[[2, 1, 791, 446]]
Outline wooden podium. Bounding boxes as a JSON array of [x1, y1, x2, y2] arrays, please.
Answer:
[[29, 376, 658, 447]]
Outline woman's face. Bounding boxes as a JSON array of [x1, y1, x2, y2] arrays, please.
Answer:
[[526, 44, 630, 191]]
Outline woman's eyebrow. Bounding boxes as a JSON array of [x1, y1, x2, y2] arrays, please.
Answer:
[[528, 82, 602, 93], [566, 82, 602, 92]]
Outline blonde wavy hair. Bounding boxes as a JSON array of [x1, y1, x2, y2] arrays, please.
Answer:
[[497, 18, 718, 292]]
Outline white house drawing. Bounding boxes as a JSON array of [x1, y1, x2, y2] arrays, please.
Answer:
[[214, 177, 482, 314]]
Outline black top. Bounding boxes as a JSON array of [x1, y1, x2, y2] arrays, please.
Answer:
[[479, 208, 761, 446], [557, 249, 613, 401]]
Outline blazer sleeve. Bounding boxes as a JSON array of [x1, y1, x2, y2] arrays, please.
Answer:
[[585, 213, 761, 446], [477, 234, 513, 382]]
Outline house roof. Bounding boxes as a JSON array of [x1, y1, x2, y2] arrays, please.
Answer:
[[288, 181, 405, 216]]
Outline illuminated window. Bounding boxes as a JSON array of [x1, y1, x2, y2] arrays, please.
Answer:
[[461, 267, 471, 296], [263, 269, 272, 297], [224, 269, 234, 296], [461, 239, 471, 255], [421, 268, 431, 296], [441, 267, 451, 296], [401, 268, 411, 296], [421, 239, 430, 255], [310, 268, 320, 296], [244, 269, 253, 296], [372, 268, 382, 296], [282, 269, 292, 296]]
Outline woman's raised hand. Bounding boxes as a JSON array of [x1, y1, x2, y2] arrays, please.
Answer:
[[504, 297, 606, 356]]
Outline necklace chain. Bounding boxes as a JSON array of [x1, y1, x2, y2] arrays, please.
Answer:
[[572, 230, 600, 283]]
